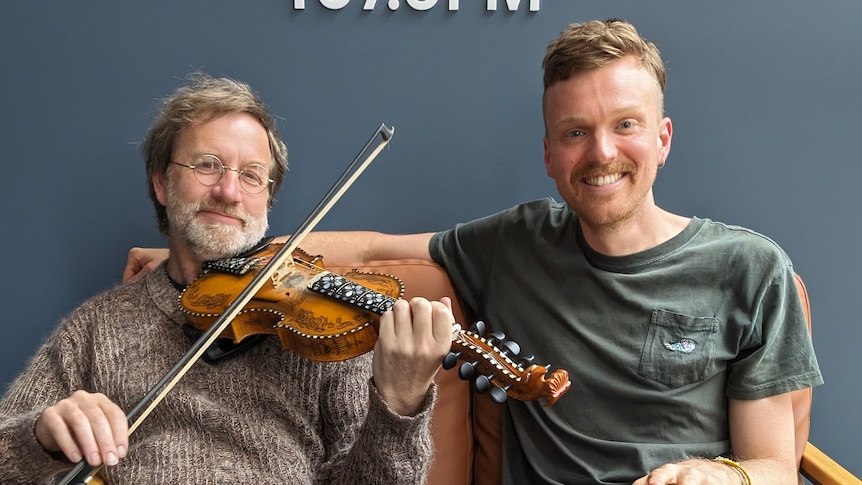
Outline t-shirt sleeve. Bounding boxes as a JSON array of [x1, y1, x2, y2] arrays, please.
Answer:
[[725, 262, 823, 399]]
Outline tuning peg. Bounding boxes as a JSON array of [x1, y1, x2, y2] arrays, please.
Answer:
[[442, 351, 461, 370], [474, 374, 492, 394], [487, 330, 506, 343], [489, 386, 508, 404], [517, 354, 535, 366], [470, 320, 487, 335], [499, 340, 521, 357], [459, 361, 478, 380]]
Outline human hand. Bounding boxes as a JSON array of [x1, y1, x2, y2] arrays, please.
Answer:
[[122, 247, 169, 283], [633, 458, 743, 485], [35, 390, 129, 467], [372, 297, 455, 416]]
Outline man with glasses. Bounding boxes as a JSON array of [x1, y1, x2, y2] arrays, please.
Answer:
[[0, 72, 454, 484]]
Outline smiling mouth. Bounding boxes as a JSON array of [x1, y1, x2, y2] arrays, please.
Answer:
[[199, 210, 243, 225], [583, 173, 624, 186]]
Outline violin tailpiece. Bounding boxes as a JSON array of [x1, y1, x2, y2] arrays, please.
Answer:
[[203, 256, 267, 276]]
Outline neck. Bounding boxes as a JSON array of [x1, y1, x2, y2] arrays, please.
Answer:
[[164, 241, 207, 285], [578, 206, 690, 257]]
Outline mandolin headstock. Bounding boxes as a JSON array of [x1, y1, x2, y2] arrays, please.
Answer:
[[442, 321, 571, 406]]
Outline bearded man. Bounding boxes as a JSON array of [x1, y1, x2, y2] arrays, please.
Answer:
[[0, 72, 454, 484]]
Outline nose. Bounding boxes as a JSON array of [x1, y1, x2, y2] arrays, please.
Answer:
[[586, 129, 618, 164], [209, 168, 243, 204]]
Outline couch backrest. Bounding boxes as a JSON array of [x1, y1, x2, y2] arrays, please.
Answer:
[[326, 259, 814, 485]]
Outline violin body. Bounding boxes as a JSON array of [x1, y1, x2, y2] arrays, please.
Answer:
[[180, 243, 404, 362]]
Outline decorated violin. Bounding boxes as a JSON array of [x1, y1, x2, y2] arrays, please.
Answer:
[[179, 241, 572, 404]]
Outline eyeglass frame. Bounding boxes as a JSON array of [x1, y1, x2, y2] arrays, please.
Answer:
[[169, 154, 275, 194]]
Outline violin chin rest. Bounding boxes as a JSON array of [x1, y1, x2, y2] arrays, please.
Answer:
[[233, 236, 276, 259], [181, 324, 268, 364]]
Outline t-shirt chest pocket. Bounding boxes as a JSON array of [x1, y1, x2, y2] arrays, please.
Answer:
[[639, 309, 719, 388]]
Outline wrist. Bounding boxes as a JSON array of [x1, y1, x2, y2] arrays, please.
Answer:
[[714, 456, 752, 485]]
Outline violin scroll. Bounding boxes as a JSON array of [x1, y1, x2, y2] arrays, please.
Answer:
[[442, 321, 571, 406]]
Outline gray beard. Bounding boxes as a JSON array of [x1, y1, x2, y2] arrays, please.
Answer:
[[165, 184, 269, 261]]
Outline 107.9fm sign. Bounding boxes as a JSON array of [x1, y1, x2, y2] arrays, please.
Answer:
[[293, 0, 540, 11]]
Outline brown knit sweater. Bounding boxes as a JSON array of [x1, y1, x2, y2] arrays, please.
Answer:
[[0, 264, 436, 484]]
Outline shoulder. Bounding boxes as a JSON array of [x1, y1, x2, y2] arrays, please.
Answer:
[[72, 265, 173, 320], [692, 218, 795, 271], [435, 198, 571, 245], [696, 218, 789, 253], [473, 198, 571, 229]]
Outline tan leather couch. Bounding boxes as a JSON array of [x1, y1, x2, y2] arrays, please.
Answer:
[[326, 259, 841, 485]]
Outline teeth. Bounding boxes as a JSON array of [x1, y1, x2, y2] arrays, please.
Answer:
[[585, 173, 623, 186]]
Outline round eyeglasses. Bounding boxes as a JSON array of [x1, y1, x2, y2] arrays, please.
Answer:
[[170, 154, 273, 194]]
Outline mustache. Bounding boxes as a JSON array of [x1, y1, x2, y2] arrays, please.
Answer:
[[195, 199, 249, 224], [574, 160, 638, 180]]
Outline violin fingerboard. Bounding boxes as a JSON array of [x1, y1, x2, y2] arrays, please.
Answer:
[[308, 272, 396, 315]]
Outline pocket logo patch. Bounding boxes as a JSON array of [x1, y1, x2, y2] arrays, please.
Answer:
[[663, 338, 697, 353]]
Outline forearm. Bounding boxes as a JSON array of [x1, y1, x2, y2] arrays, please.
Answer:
[[735, 456, 797, 485], [637, 456, 797, 485], [726, 394, 798, 484], [280, 231, 434, 265]]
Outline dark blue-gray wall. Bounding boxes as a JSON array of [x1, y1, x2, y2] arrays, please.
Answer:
[[2, 0, 859, 477]]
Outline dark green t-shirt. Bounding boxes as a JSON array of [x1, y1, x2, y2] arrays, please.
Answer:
[[430, 198, 823, 485]]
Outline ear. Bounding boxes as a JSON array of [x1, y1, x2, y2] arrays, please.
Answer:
[[658, 117, 673, 164], [153, 169, 168, 206], [543, 135, 552, 177]]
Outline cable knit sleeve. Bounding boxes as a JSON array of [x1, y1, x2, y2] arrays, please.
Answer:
[[0, 297, 102, 484]]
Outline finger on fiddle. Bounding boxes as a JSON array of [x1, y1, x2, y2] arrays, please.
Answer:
[[439, 296, 453, 311], [398, 297, 434, 340], [389, 297, 453, 354], [376, 299, 405, 346], [429, 298, 456, 344]]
